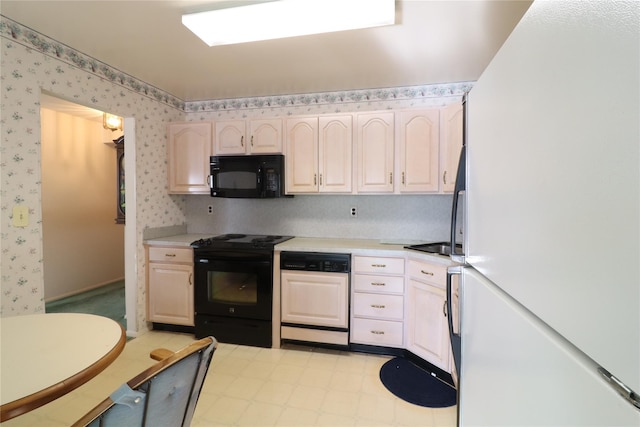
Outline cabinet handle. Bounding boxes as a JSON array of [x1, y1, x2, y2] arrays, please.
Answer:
[[443, 170, 447, 184], [421, 269, 434, 276], [319, 174, 323, 186], [314, 174, 317, 185], [240, 135, 244, 147], [402, 171, 405, 184], [371, 282, 386, 287], [189, 273, 193, 286], [165, 253, 176, 257], [370, 330, 385, 335], [389, 172, 393, 184], [251, 135, 254, 146], [371, 304, 385, 309], [443, 300, 447, 317], [372, 264, 386, 268]]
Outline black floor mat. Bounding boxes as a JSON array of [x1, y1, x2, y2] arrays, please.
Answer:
[[379, 357, 457, 408]]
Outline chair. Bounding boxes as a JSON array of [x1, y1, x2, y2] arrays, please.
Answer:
[[73, 336, 217, 427]]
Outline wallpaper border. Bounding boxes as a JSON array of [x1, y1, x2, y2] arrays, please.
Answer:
[[0, 15, 185, 110], [1, 15, 473, 114]]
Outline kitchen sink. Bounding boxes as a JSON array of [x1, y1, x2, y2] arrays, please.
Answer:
[[404, 241, 463, 256]]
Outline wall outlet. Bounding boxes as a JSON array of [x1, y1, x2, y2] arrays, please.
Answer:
[[207, 205, 213, 215], [350, 207, 357, 217]]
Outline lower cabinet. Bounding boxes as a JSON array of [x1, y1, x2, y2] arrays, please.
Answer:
[[350, 255, 405, 348], [146, 245, 194, 326], [406, 259, 451, 372]]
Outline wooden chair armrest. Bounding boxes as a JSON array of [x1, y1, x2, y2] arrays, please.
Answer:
[[149, 348, 175, 361]]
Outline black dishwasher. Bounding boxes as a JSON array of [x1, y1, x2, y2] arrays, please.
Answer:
[[280, 252, 351, 347]]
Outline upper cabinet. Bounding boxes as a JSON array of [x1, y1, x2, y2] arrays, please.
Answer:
[[440, 102, 463, 193], [319, 115, 352, 193], [213, 118, 282, 155], [285, 117, 318, 193], [250, 119, 283, 154], [213, 120, 245, 155], [167, 122, 212, 194], [397, 109, 440, 193], [286, 115, 352, 194], [168, 103, 463, 196], [356, 112, 395, 193]]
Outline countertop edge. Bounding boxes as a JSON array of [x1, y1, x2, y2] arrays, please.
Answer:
[[143, 235, 456, 264]]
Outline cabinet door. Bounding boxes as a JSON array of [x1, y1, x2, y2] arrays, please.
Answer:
[[285, 117, 318, 193], [406, 279, 450, 372], [148, 262, 194, 326], [168, 122, 212, 194], [319, 115, 352, 193], [250, 118, 282, 154], [214, 120, 246, 155], [398, 109, 440, 193], [281, 270, 348, 328], [356, 112, 394, 192], [440, 102, 463, 193]]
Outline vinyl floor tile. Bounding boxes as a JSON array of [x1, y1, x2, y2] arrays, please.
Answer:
[[1, 330, 456, 427]]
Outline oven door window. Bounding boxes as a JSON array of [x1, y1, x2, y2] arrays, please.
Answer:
[[208, 271, 258, 305], [195, 257, 272, 319]]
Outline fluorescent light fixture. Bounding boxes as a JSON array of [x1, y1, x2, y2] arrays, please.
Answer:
[[182, 0, 395, 47]]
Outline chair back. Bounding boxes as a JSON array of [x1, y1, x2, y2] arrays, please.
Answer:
[[73, 337, 217, 427]]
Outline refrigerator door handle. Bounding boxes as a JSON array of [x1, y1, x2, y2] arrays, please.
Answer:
[[447, 266, 462, 381], [450, 94, 467, 264], [597, 367, 640, 410]]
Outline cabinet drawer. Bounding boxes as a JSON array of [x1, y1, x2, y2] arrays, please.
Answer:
[[148, 246, 193, 263], [353, 256, 404, 275], [353, 293, 404, 320], [408, 260, 447, 287], [351, 318, 403, 347], [353, 274, 404, 294]]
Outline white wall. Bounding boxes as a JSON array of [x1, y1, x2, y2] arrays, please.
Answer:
[[41, 108, 124, 301]]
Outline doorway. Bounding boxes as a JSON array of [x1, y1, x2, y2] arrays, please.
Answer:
[[40, 93, 135, 334]]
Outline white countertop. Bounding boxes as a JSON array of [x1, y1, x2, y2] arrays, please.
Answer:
[[275, 237, 406, 254], [144, 234, 211, 247], [276, 237, 454, 264]]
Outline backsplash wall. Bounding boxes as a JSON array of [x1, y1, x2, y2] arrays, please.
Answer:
[[186, 194, 453, 243]]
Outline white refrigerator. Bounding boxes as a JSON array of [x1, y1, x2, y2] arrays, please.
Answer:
[[448, 1, 640, 425]]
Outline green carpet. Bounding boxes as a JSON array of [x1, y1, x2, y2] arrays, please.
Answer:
[[46, 281, 126, 330]]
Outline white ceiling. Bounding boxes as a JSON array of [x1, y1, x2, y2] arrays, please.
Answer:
[[0, 1, 531, 102]]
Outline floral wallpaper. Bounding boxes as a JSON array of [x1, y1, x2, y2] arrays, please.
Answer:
[[0, 16, 185, 329], [0, 15, 471, 332]]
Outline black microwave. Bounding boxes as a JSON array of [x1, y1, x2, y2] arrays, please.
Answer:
[[209, 154, 287, 198]]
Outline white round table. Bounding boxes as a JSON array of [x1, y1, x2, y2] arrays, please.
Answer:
[[0, 313, 126, 421]]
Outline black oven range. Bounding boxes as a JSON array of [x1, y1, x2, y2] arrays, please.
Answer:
[[191, 233, 293, 348]]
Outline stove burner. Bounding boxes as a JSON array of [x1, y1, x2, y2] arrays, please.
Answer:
[[252, 236, 283, 243], [213, 233, 246, 240], [191, 234, 293, 249]]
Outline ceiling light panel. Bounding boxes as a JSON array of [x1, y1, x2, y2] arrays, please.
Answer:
[[182, 0, 395, 47]]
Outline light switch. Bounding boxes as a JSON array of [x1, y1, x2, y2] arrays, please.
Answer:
[[12, 205, 29, 227]]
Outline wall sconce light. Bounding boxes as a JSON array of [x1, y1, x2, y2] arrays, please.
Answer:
[[182, 0, 395, 47], [103, 113, 123, 131]]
